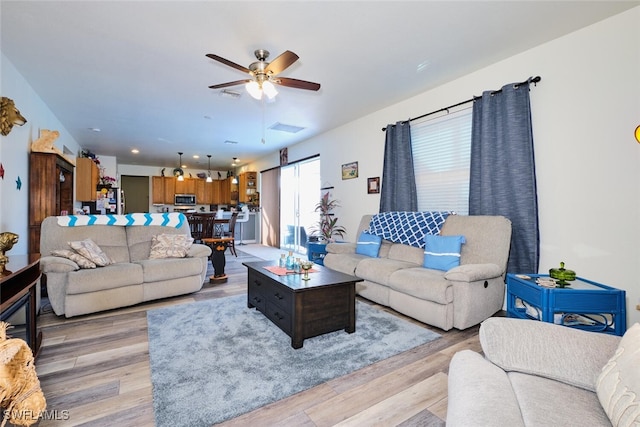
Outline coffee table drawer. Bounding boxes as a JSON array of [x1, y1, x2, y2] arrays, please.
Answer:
[[265, 301, 291, 335]]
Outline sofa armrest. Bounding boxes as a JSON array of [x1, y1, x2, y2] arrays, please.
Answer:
[[447, 350, 525, 427], [444, 263, 502, 282], [39, 255, 79, 273], [188, 243, 212, 258], [326, 242, 357, 254], [480, 317, 621, 391]]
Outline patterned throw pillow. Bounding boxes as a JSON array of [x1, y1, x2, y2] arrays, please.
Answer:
[[51, 249, 97, 269], [423, 234, 466, 271], [149, 234, 194, 259], [355, 231, 382, 258], [596, 323, 640, 427], [68, 238, 114, 267]]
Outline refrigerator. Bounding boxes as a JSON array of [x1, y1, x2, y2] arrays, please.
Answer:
[[95, 187, 125, 214]]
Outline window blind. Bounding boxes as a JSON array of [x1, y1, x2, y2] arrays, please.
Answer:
[[411, 108, 472, 215]]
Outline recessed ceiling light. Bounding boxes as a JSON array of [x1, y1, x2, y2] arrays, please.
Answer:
[[88, 127, 101, 132], [131, 149, 139, 154], [193, 155, 200, 159]]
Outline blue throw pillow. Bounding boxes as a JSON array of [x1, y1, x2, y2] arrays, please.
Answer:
[[356, 231, 382, 257], [423, 234, 466, 271]]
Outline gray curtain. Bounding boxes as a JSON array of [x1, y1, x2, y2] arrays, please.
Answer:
[[469, 80, 539, 274], [380, 121, 418, 212]]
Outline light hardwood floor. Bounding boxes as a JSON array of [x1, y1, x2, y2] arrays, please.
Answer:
[[33, 250, 483, 427]]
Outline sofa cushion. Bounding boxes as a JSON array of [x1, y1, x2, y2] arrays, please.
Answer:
[[149, 233, 194, 259], [39, 217, 130, 263], [387, 244, 424, 265], [68, 238, 114, 266], [510, 371, 612, 426], [135, 257, 203, 283], [126, 224, 190, 262], [51, 249, 96, 269], [596, 323, 640, 427], [480, 317, 621, 392], [423, 234, 465, 271], [355, 257, 418, 285], [355, 231, 382, 257], [66, 263, 143, 294], [388, 267, 452, 304], [323, 252, 369, 276]]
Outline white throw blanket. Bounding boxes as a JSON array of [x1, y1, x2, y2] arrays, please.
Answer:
[[56, 212, 186, 228]]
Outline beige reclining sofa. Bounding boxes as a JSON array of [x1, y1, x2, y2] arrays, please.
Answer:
[[324, 213, 512, 330], [39, 214, 211, 317], [447, 317, 639, 426]]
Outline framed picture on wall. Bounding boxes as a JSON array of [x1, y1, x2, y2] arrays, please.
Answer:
[[341, 161, 358, 180], [367, 177, 380, 194]]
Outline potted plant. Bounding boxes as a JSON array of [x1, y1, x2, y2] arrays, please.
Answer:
[[312, 192, 346, 243]]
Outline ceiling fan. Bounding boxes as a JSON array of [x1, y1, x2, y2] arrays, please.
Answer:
[[206, 49, 321, 100]]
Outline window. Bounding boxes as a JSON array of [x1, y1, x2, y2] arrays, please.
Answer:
[[411, 107, 472, 215]]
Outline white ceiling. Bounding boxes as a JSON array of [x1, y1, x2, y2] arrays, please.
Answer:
[[1, 1, 636, 171]]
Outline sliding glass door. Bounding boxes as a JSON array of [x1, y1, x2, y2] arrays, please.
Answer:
[[280, 157, 320, 254]]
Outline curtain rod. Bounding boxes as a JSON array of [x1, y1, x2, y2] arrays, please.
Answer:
[[381, 75, 541, 131]]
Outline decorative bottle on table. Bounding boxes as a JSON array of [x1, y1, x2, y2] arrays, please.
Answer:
[[279, 253, 286, 268], [286, 251, 294, 270]]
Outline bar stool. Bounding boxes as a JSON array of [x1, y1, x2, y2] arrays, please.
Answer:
[[237, 206, 250, 245]]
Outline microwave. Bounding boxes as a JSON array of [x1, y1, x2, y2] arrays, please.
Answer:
[[174, 194, 196, 206]]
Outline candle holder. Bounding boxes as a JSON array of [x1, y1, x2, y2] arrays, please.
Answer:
[[300, 261, 314, 281]]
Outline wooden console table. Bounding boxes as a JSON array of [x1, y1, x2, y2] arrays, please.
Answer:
[[0, 254, 42, 357]]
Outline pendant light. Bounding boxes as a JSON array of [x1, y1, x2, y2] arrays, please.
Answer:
[[177, 152, 184, 181], [206, 155, 213, 182]]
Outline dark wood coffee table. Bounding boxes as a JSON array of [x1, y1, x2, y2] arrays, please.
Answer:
[[243, 260, 363, 349]]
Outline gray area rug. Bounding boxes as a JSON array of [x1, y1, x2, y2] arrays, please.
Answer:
[[147, 294, 441, 427]]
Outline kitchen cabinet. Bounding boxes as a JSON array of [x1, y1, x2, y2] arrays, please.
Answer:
[[175, 177, 196, 195], [29, 152, 74, 254], [152, 176, 176, 204], [76, 157, 100, 201], [239, 171, 257, 203], [195, 179, 216, 205]]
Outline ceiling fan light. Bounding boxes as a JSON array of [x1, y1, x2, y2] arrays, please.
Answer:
[[246, 81, 262, 100], [206, 175, 213, 183], [177, 175, 184, 182], [262, 81, 278, 99]]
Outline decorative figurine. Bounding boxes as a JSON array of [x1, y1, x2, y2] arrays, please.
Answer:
[[549, 261, 576, 288], [0, 231, 19, 274], [0, 97, 27, 136]]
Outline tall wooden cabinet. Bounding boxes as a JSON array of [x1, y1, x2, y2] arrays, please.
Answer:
[[29, 152, 74, 254], [239, 171, 257, 203], [76, 157, 100, 201]]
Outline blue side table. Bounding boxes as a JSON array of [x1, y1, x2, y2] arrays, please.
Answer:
[[307, 242, 327, 265], [506, 273, 626, 336]]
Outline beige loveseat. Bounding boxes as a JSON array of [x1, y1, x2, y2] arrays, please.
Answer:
[[39, 214, 211, 317], [324, 214, 512, 331], [447, 318, 640, 426]]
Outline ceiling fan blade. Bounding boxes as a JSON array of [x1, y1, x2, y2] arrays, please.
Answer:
[[274, 77, 321, 91], [206, 53, 251, 74], [208, 79, 251, 89], [264, 50, 299, 75]]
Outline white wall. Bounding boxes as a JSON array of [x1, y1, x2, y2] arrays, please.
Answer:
[[0, 53, 83, 255], [246, 8, 640, 326]]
